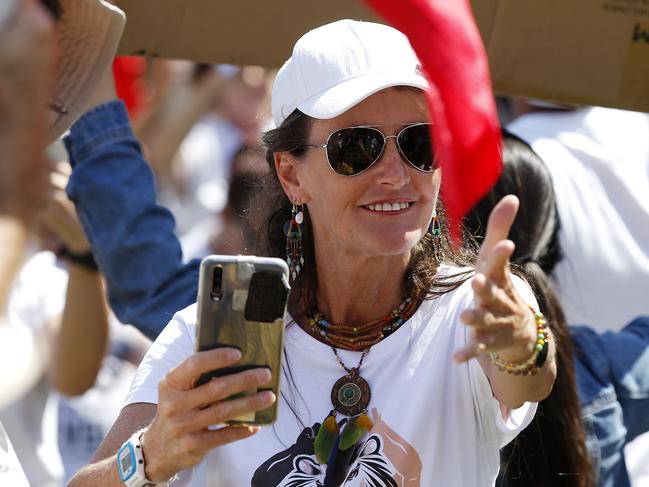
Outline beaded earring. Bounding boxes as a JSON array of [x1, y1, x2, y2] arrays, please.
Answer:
[[428, 209, 443, 264], [284, 203, 304, 281]]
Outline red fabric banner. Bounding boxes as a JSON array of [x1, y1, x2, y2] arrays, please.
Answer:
[[363, 0, 502, 240]]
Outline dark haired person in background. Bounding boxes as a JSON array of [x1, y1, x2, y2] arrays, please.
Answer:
[[466, 133, 649, 487]]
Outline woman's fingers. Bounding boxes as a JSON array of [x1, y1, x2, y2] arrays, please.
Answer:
[[163, 348, 242, 390], [479, 239, 515, 286], [471, 272, 516, 314], [185, 390, 276, 430], [477, 195, 519, 264], [142, 349, 274, 481], [455, 307, 523, 363], [173, 367, 272, 412]]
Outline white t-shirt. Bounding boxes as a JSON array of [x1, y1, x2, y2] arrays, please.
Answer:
[[508, 107, 649, 332], [125, 273, 537, 486], [1, 251, 68, 487]]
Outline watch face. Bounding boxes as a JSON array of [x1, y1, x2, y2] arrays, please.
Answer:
[[118, 444, 136, 480]]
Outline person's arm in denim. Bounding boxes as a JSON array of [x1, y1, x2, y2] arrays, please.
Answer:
[[601, 317, 649, 441], [64, 101, 199, 340], [573, 317, 649, 440], [571, 319, 649, 487]]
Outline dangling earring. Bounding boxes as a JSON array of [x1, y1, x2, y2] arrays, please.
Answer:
[[285, 203, 304, 281], [428, 210, 443, 265]]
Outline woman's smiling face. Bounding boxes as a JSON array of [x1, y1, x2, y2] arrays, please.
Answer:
[[285, 87, 441, 259]]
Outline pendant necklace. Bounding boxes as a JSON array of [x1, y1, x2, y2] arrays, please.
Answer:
[[310, 294, 421, 473], [330, 347, 371, 416]]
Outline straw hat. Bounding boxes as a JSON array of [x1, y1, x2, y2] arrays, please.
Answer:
[[48, 0, 125, 142]]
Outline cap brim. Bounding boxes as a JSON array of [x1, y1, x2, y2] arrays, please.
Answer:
[[48, 0, 125, 143], [297, 72, 429, 121]]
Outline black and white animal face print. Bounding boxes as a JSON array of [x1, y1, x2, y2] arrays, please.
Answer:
[[252, 408, 422, 486]]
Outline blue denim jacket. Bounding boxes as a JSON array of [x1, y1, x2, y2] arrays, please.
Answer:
[[65, 101, 649, 485], [64, 101, 200, 340], [572, 318, 649, 487]]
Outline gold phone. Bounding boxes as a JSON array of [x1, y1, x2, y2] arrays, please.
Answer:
[[195, 255, 290, 425]]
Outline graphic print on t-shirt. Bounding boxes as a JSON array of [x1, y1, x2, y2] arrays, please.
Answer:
[[251, 408, 422, 486]]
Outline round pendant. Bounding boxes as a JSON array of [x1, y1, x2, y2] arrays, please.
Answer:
[[331, 373, 371, 416]]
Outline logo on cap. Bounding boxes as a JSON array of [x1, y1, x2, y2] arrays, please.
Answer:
[[415, 64, 425, 77]]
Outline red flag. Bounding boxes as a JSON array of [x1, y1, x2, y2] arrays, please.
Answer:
[[112, 57, 149, 120], [363, 0, 502, 240]]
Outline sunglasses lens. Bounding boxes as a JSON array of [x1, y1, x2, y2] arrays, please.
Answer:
[[326, 128, 384, 176], [398, 124, 436, 172]]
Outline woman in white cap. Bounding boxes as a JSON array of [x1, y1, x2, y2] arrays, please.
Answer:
[[71, 19, 555, 487]]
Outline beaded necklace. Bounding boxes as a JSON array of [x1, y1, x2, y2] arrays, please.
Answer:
[[309, 295, 418, 351], [310, 293, 422, 479]]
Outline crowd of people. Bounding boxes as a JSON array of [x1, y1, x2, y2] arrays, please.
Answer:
[[1, 0, 647, 486]]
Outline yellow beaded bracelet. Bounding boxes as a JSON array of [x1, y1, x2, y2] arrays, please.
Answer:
[[489, 307, 550, 376]]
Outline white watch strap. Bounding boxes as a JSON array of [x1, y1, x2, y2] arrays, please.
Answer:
[[118, 427, 165, 486]]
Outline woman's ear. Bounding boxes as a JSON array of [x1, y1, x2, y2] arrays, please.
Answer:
[[274, 151, 309, 203]]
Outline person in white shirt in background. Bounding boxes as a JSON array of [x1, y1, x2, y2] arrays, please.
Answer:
[[1, 158, 148, 486]]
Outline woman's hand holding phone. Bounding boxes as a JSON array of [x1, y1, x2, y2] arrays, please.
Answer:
[[139, 347, 276, 482]]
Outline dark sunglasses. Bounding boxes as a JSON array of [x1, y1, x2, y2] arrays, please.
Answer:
[[300, 122, 436, 176]]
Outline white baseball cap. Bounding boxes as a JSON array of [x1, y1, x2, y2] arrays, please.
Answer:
[[271, 19, 429, 127]]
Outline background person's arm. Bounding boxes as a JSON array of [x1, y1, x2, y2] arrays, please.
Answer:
[[603, 317, 649, 441], [64, 73, 199, 340], [35, 163, 110, 396], [0, 0, 55, 408]]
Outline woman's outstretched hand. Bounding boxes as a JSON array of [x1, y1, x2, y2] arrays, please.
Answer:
[[140, 348, 276, 482], [454, 195, 537, 364]]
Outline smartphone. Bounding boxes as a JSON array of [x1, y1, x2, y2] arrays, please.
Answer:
[[195, 255, 290, 425]]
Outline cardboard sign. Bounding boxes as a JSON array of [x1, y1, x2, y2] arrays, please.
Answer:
[[477, 0, 649, 113], [115, 0, 649, 112], [115, 0, 378, 67]]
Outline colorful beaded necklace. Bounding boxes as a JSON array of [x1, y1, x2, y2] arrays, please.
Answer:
[[310, 293, 421, 480], [309, 295, 419, 351]]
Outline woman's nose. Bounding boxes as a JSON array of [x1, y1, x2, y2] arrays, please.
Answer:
[[374, 136, 411, 188]]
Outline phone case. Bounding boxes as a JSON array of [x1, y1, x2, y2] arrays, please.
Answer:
[[195, 255, 290, 425]]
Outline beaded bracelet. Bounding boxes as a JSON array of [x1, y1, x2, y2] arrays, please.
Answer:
[[489, 307, 550, 376]]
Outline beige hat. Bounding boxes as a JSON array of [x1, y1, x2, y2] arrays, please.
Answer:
[[48, 0, 126, 143]]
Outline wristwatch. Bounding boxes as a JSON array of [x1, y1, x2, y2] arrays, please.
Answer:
[[117, 428, 163, 486]]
